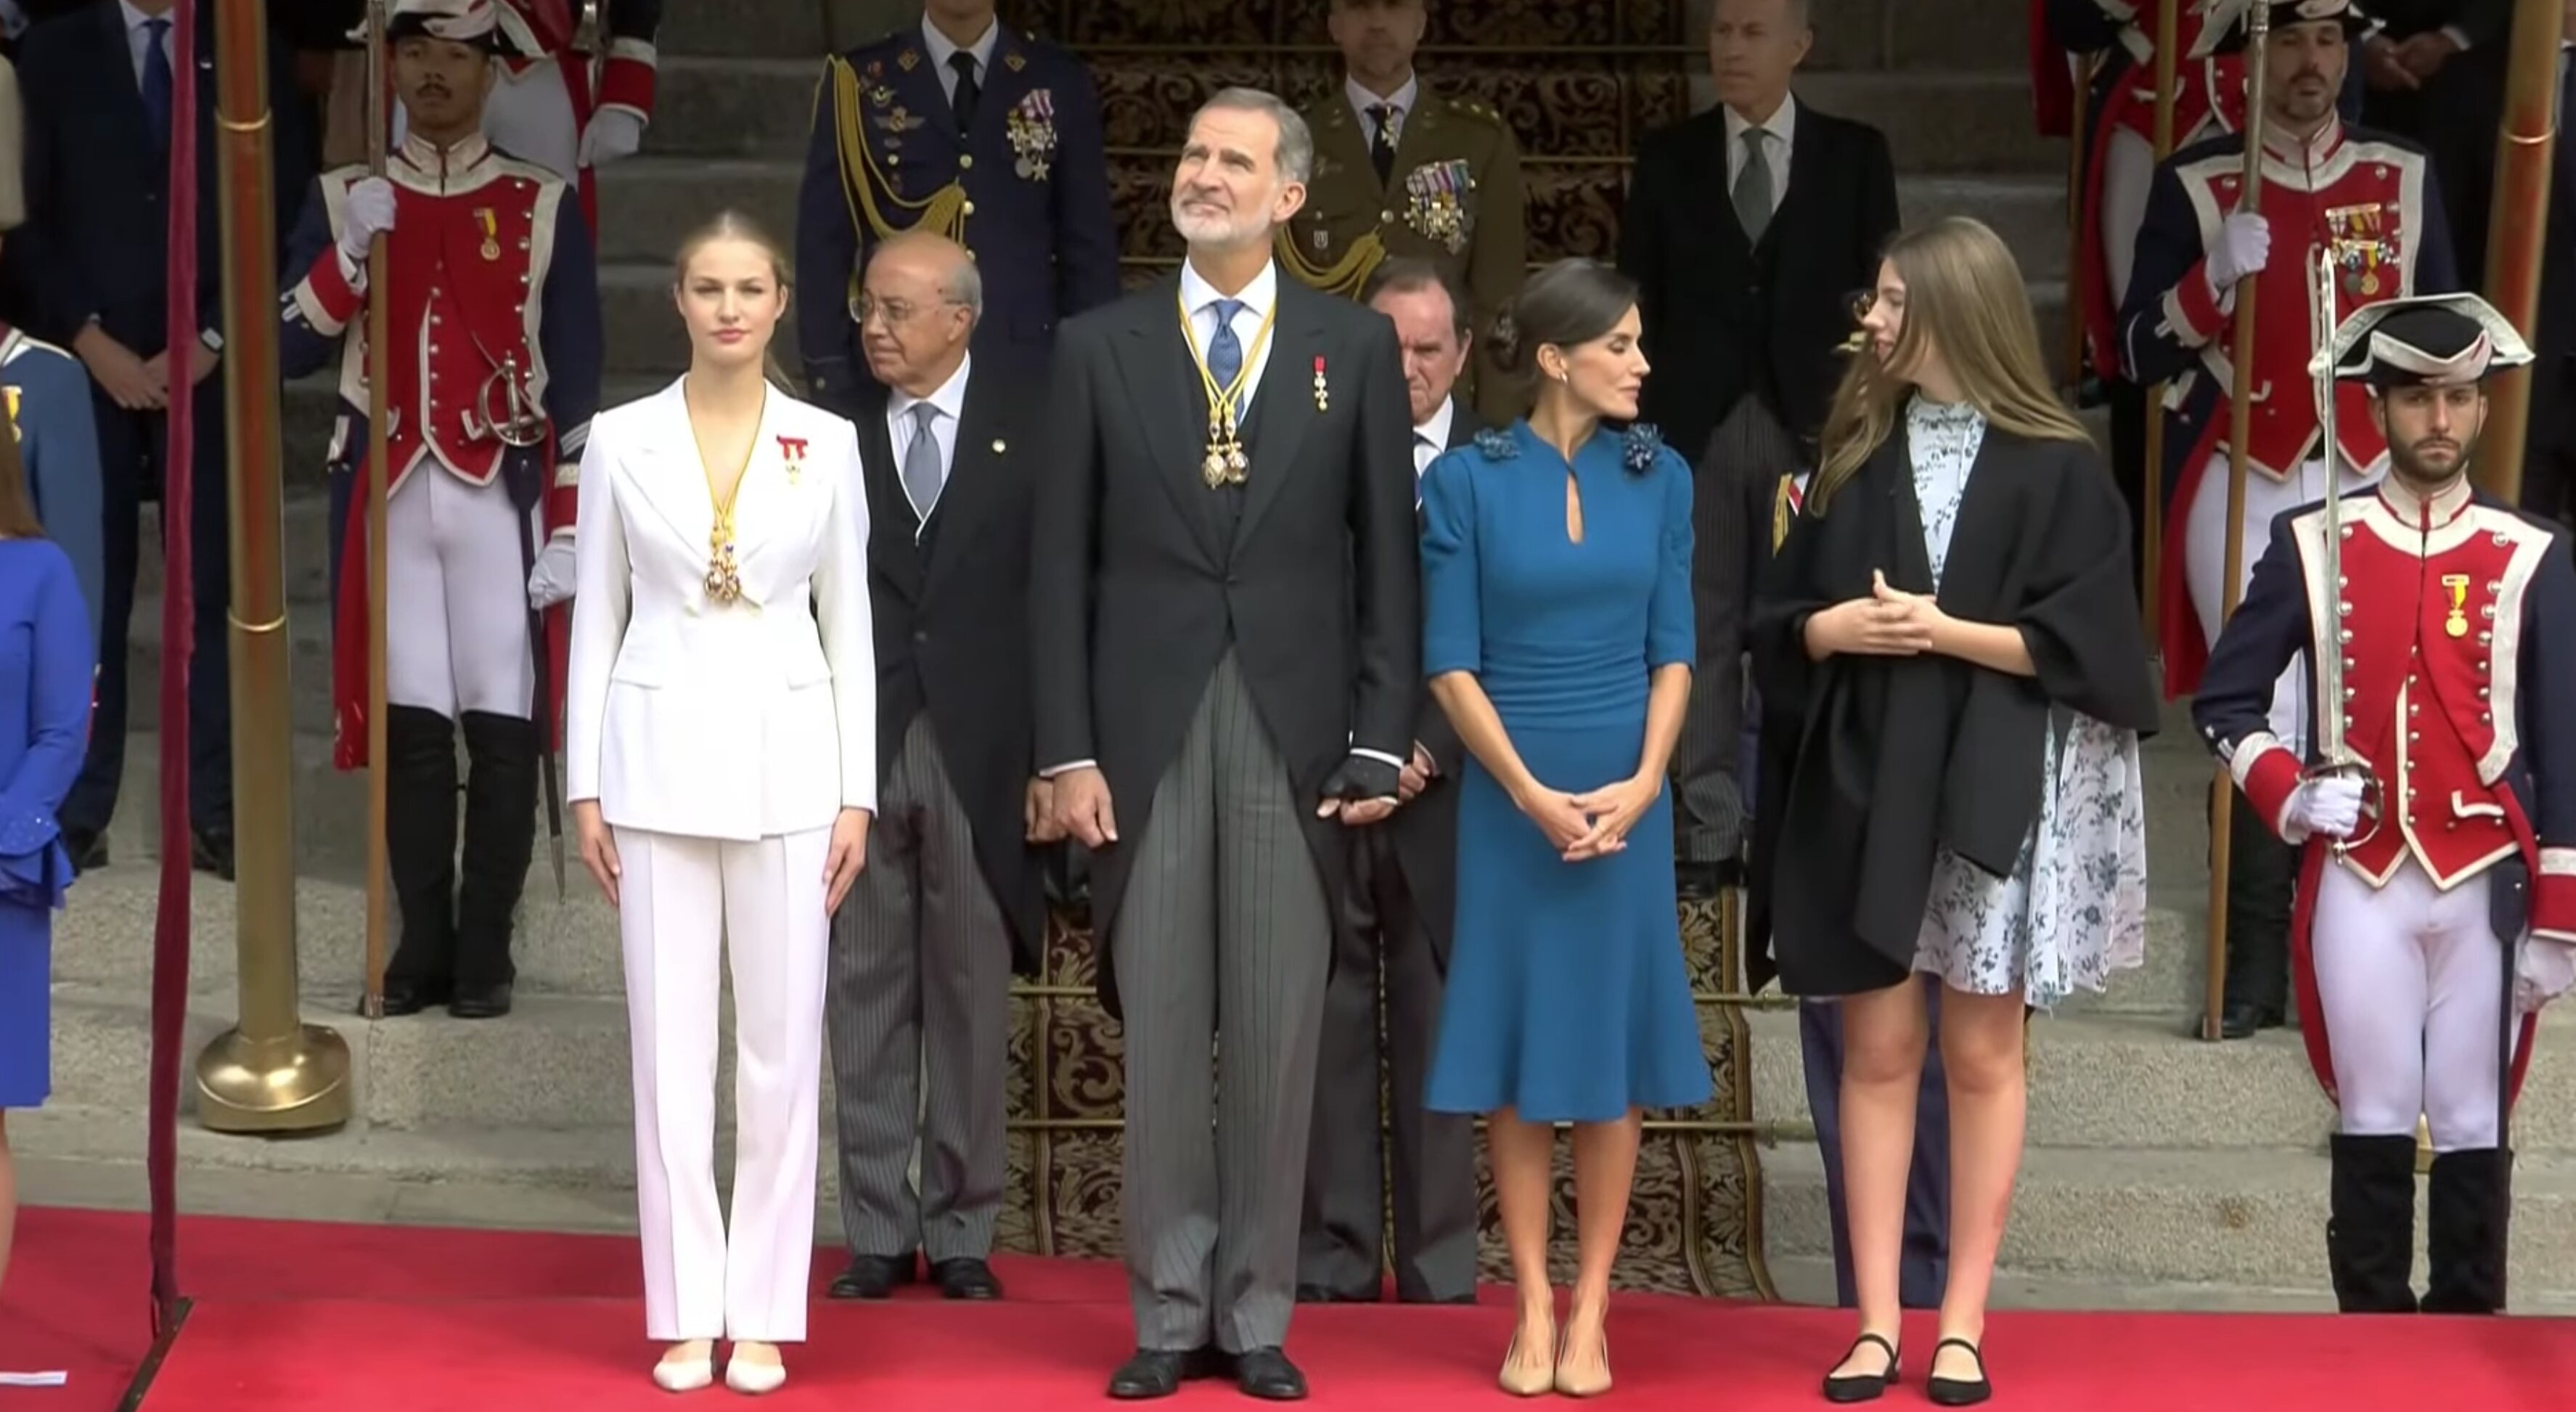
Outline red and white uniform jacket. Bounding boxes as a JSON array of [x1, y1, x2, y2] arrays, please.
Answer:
[[2119, 121, 2459, 688], [2194, 480, 2576, 1094], [279, 133, 604, 768], [497, 0, 661, 132]]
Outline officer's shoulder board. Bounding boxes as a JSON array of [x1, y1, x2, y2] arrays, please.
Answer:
[[1435, 92, 1513, 149]]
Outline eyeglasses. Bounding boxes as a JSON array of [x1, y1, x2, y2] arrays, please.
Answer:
[[849, 295, 963, 327]]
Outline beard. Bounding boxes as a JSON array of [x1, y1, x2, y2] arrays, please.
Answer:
[[1170, 191, 1271, 251], [2387, 429, 2477, 490]]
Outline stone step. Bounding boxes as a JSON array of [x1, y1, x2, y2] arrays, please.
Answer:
[[1749, 1006, 2576, 1154], [1761, 1140, 2576, 1294]]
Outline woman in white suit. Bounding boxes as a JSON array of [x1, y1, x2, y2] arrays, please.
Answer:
[[565, 211, 875, 1395]]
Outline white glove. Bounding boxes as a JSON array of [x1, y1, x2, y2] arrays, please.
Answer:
[[2205, 211, 2272, 294], [528, 536, 577, 611], [2285, 774, 2365, 841], [338, 177, 397, 265], [2516, 939, 2576, 1016], [579, 108, 646, 167]]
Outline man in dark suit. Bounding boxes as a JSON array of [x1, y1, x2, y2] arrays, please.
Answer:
[[1617, 0, 1899, 898], [2355, 0, 2512, 139], [825, 230, 1050, 1307], [2420, 0, 2575, 526], [796, 0, 1121, 414], [14, 0, 311, 875], [1297, 256, 1479, 1310], [1032, 87, 1418, 1403]]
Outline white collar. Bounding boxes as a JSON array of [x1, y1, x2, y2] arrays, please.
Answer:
[[1347, 73, 1420, 127], [888, 351, 973, 428], [397, 130, 491, 171], [1179, 257, 1279, 325], [2375, 470, 2474, 528], [920, 15, 999, 76], [1723, 91, 1797, 147], [1416, 395, 1455, 452], [121, 0, 171, 33]]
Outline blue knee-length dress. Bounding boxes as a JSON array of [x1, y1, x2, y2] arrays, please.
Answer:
[[1420, 421, 1712, 1122], [0, 538, 96, 1109]]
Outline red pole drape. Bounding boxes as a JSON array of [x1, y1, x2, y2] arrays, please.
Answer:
[[147, 0, 202, 1338]]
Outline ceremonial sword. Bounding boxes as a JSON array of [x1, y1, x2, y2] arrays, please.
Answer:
[[2302, 243, 2379, 857]]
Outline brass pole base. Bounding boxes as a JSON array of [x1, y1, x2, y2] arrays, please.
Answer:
[[192, 1024, 354, 1135]]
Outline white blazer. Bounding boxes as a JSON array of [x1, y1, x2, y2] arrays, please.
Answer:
[[565, 379, 876, 842]]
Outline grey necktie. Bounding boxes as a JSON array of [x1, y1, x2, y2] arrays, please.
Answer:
[[1734, 128, 1772, 243], [902, 401, 944, 518]]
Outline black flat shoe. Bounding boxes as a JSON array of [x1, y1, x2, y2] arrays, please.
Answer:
[[1233, 1347, 1307, 1401], [929, 1256, 1002, 1299], [447, 982, 512, 1019], [375, 981, 451, 1017], [1926, 1337, 1992, 1407], [2216, 1003, 2283, 1040], [1105, 1347, 1226, 1400], [1820, 1331, 1900, 1403], [825, 1252, 918, 1300]]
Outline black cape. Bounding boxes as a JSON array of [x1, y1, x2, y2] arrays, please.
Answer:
[[1746, 423, 2159, 997]]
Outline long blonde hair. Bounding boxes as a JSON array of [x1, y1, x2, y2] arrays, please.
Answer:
[[1808, 216, 2089, 513], [674, 209, 796, 388]]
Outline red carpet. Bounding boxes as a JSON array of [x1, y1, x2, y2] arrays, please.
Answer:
[[9, 1207, 2576, 1411]]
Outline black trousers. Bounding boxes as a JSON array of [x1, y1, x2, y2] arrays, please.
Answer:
[[2219, 785, 2299, 1013], [64, 374, 234, 836]]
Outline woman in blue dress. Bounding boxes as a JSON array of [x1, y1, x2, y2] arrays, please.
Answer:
[[0, 413, 96, 1298], [1420, 258, 1709, 1397]]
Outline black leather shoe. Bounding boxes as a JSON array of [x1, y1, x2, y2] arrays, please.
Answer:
[[1294, 1284, 1378, 1303], [2217, 1003, 2284, 1040], [1233, 1348, 1307, 1401], [1926, 1337, 1991, 1406], [447, 983, 512, 1019], [930, 1257, 1002, 1300], [1821, 1331, 1900, 1403], [826, 1253, 918, 1300], [1105, 1347, 1226, 1399], [1675, 860, 1727, 901], [191, 826, 235, 881], [375, 981, 451, 1017], [65, 828, 106, 872]]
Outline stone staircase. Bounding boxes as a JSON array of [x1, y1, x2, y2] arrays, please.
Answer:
[[49, 0, 2576, 1313]]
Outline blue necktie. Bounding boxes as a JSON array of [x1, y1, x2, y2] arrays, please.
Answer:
[[1208, 298, 1245, 413], [141, 18, 173, 155]]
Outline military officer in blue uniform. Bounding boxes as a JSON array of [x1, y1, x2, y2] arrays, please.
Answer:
[[794, 0, 1119, 415]]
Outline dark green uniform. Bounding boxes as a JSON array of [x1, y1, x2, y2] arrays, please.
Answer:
[[1283, 86, 1527, 420]]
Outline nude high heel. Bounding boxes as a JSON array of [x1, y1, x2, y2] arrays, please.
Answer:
[[652, 1341, 714, 1393], [1555, 1327, 1612, 1397], [723, 1341, 786, 1395], [1499, 1327, 1555, 1397]]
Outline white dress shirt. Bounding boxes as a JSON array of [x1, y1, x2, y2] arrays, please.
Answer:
[[120, 0, 176, 88], [1346, 73, 1420, 149], [1725, 92, 1796, 218], [886, 352, 972, 522], [1179, 257, 1279, 420], [922, 15, 1000, 102], [1412, 395, 1455, 489]]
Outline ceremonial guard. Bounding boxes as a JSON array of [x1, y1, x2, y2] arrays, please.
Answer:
[[793, 0, 1119, 412], [487, 0, 661, 203], [2196, 293, 2576, 1314], [1286, 0, 1526, 422], [281, 0, 602, 1019], [2120, 0, 2456, 1037]]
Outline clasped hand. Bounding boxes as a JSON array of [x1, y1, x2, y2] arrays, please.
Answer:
[[1517, 773, 1660, 863], [1811, 570, 1947, 657]]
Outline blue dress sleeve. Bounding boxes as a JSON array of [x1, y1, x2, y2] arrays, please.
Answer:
[[0, 544, 97, 907], [1419, 449, 1481, 678], [1646, 447, 1696, 670]]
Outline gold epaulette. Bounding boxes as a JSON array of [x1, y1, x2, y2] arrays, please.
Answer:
[[827, 54, 970, 301], [1274, 224, 1387, 298]]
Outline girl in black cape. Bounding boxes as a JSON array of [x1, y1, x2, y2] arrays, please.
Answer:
[[1750, 216, 2159, 1406]]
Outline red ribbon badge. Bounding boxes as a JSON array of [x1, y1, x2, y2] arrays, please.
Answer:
[[778, 436, 809, 483]]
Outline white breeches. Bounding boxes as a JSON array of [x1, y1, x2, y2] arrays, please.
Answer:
[[618, 825, 833, 1342], [2102, 128, 2157, 313], [2184, 452, 2380, 752], [483, 57, 581, 181], [385, 468, 536, 720], [2314, 859, 2507, 1150]]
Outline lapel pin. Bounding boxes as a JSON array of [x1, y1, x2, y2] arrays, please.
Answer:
[[1005, 51, 1027, 72], [1312, 356, 1330, 412], [778, 435, 809, 486], [897, 48, 920, 71]]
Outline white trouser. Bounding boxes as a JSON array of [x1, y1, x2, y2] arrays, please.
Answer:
[[618, 824, 833, 1342], [2314, 858, 2507, 1150], [2102, 127, 2157, 313], [385, 466, 536, 719], [2184, 452, 2379, 751]]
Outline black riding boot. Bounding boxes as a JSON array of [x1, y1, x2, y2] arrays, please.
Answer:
[[380, 706, 459, 1016], [2422, 1148, 2510, 1313], [452, 710, 538, 1019], [2327, 1133, 2421, 1313], [2217, 786, 2297, 1036]]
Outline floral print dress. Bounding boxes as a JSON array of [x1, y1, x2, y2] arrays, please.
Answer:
[[1905, 397, 2149, 1008]]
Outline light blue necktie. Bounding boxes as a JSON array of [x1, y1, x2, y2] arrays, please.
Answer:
[[1207, 298, 1246, 413]]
